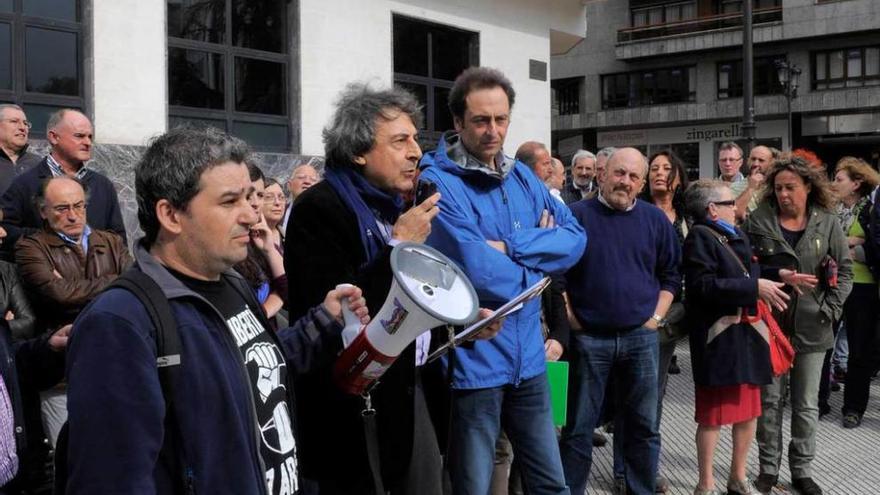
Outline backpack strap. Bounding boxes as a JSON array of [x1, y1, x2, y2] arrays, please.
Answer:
[[109, 269, 182, 371], [108, 268, 192, 493]]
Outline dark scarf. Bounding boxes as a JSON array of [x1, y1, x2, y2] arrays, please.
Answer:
[[323, 165, 403, 262]]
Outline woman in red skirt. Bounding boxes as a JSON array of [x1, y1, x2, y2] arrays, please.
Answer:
[[683, 180, 790, 495]]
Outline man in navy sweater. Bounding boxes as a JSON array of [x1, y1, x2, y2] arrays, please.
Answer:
[[559, 147, 681, 495]]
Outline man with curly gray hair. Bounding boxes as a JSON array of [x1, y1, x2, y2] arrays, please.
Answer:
[[285, 82, 444, 494]]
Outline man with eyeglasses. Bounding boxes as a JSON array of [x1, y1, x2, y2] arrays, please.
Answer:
[[717, 141, 745, 185], [0, 109, 126, 260], [15, 175, 131, 447], [0, 104, 41, 195]]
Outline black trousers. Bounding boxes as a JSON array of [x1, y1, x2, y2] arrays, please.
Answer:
[[842, 283, 880, 415], [307, 375, 443, 495]]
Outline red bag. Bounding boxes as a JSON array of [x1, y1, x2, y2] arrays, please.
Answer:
[[744, 300, 795, 376]]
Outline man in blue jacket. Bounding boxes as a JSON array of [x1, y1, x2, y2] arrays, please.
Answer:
[[419, 67, 586, 495], [559, 147, 681, 495], [64, 128, 370, 495]]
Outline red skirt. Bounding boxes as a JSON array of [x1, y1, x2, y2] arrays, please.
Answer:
[[694, 383, 762, 426]]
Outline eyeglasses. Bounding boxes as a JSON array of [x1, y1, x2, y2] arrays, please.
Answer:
[[292, 174, 319, 182], [52, 202, 86, 215], [1, 118, 32, 129], [711, 200, 736, 208], [263, 193, 286, 204]]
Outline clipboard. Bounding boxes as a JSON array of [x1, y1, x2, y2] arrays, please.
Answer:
[[426, 276, 551, 364]]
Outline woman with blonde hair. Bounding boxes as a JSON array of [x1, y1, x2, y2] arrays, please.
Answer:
[[833, 157, 880, 429]]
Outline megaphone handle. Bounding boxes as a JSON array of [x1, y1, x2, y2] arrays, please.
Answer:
[[336, 283, 362, 347]]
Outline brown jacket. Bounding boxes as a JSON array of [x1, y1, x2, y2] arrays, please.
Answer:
[[16, 227, 132, 330]]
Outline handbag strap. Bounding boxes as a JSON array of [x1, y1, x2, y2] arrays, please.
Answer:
[[693, 224, 750, 278]]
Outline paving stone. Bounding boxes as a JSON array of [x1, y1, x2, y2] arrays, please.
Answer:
[[580, 344, 880, 494]]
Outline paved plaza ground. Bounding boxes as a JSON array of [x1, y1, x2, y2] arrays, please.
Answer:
[[583, 345, 880, 494]]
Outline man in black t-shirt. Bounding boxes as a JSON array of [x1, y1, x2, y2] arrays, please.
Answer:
[[65, 128, 370, 495], [171, 267, 301, 493]]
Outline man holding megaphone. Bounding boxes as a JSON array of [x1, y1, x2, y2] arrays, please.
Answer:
[[286, 83, 502, 495]]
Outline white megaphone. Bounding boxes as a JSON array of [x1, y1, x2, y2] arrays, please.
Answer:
[[333, 242, 479, 395]]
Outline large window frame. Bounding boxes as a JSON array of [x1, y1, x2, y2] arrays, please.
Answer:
[[601, 66, 696, 109], [718, 0, 781, 13], [167, 0, 293, 152], [717, 55, 786, 99], [0, 0, 84, 138], [552, 77, 581, 117], [392, 14, 478, 148], [812, 46, 880, 90], [631, 1, 697, 28]]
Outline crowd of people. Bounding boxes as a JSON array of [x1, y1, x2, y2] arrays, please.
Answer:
[[0, 63, 876, 495]]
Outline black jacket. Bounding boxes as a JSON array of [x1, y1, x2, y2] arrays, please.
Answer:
[[683, 223, 771, 387], [284, 180, 424, 490], [0, 261, 64, 464], [0, 261, 36, 341], [561, 180, 594, 205], [0, 146, 41, 197], [0, 158, 126, 259]]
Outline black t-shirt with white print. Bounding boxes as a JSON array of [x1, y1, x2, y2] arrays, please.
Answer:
[[169, 268, 300, 495]]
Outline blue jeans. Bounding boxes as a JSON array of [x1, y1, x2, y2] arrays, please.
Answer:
[[559, 327, 660, 495], [448, 373, 569, 495]]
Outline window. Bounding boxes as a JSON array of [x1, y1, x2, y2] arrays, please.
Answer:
[[717, 56, 786, 99], [813, 46, 880, 90], [552, 78, 581, 116], [393, 15, 478, 147], [649, 143, 700, 181], [0, 0, 83, 137], [167, 0, 291, 151], [601, 66, 696, 109], [632, 1, 696, 27], [718, 0, 781, 13]]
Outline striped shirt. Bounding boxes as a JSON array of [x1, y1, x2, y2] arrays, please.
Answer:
[[0, 373, 19, 485], [46, 154, 90, 180]]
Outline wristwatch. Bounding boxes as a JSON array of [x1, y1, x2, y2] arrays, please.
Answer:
[[651, 313, 668, 329]]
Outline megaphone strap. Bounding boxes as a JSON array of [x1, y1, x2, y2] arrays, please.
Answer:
[[360, 392, 386, 494]]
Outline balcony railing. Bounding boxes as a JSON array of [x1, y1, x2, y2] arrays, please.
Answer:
[[617, 7, 782, 43]]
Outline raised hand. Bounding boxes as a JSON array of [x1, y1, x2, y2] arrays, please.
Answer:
[[392, 192, 441, 243]]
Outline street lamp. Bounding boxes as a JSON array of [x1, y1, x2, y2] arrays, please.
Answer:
[[776, 60, 801, 150]]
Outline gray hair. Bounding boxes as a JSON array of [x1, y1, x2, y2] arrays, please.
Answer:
[[0, 103, 23, 119], [136, 126, 251, 246], [684, 179, 730, 221], [718, 141, 743, 159], [322, 82, 423, 168], [571, 149, 596, 168], [290, 162, 322, 179], [597, 147, 617, 159], [45, 108, 80, 135]]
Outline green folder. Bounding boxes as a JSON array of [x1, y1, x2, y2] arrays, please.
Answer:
[[546, 361, 569, 427]]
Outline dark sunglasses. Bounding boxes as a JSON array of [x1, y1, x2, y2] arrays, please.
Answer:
[[711, 200, 736, 207]]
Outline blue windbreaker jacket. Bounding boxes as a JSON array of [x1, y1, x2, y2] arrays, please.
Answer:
[[419, 133, 587, 389]]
